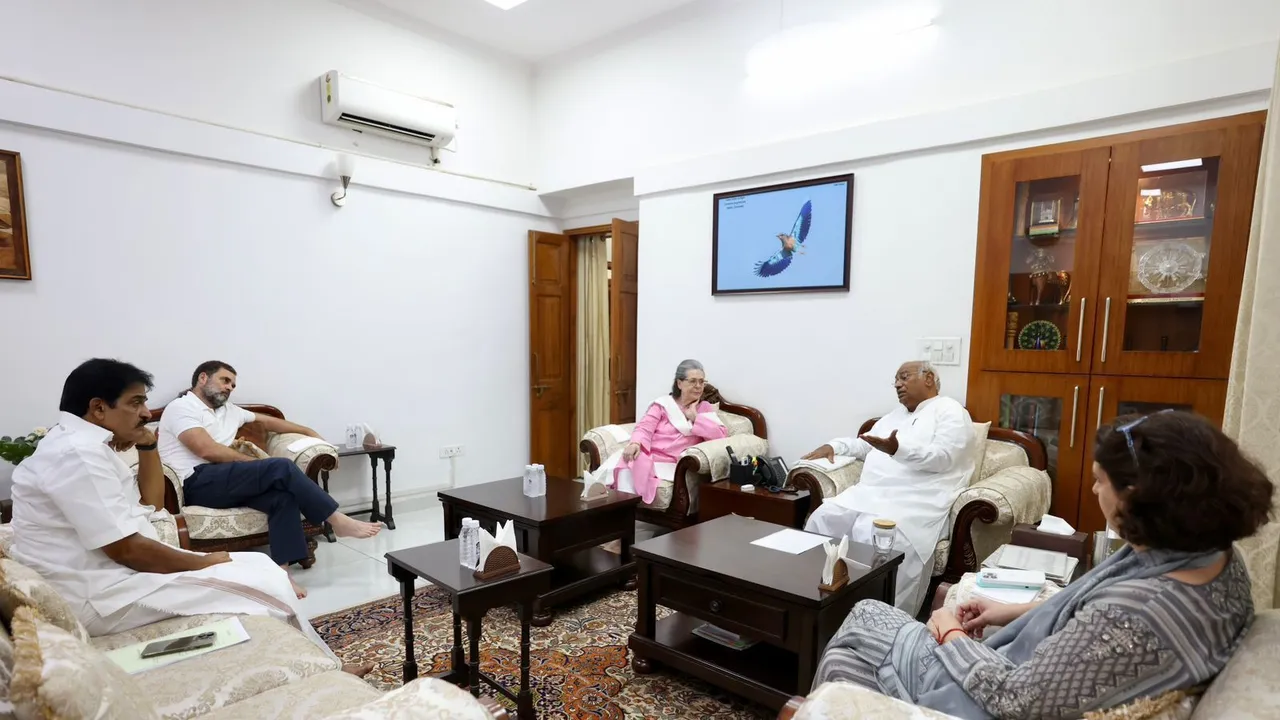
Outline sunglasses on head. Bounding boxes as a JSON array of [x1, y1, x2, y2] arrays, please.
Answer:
[[1114, 408, 1176, 467]]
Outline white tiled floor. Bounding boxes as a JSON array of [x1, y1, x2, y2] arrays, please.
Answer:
[[294, 504, 446, 618]]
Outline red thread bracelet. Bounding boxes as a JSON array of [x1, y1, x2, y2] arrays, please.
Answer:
[[940, 628, 966, 643]]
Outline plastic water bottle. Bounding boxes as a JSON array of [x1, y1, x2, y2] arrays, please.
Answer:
[[460, 518, 478, 569], [533, 464, 547, 497], [522, 465, 536, 497]]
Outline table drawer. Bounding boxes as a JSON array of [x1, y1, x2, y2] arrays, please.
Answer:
[[655, 570, 788, 643]]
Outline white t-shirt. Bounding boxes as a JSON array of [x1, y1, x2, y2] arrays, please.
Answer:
[[157, 391, 257, 480], [10, 412, 170, 618]]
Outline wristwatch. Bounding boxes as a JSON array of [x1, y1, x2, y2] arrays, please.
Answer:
[[136, 442, 158, 452]]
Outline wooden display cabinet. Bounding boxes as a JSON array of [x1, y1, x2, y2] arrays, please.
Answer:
[[966, 112, 1263, 531]]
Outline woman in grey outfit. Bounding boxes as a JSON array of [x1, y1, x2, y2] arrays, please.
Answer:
[[812, 410, 1272, 719]]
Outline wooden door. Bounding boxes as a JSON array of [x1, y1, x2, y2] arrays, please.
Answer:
[[610, 219, 639, 424], [968, 371, 1091, 526], [970, 148, 1109, 374], [1076, 376, 1228, 533], [1094, 116, 1264, 378], [528, 231, 577, 479]]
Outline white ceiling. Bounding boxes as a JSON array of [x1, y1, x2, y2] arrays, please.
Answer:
[[361, 0, 705, 61]]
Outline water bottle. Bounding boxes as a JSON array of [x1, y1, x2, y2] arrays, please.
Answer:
[[459, 518, 477, 569], [470, 519, 482, 569], [522, 465, 535, 497]]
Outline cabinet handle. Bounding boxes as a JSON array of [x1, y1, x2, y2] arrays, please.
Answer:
[[1075, 298, 1087, 362], [1097, 387, 1106, 429], [1100, 297, 1112, 363], [709, 599, 723, 613], [1070, 386, 1079, 448]]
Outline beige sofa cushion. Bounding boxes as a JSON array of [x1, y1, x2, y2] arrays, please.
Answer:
[[324, 677, 501, 720], [89, 614, 231, 652], [201, 672, 379, 720], [0, 558, 90, 643], [1191, 608, 1280, 719], [9, 606, 160, 720], [129, 615, 341, 720], [182, 506, 271, 539], [0, 623, 14, 720]]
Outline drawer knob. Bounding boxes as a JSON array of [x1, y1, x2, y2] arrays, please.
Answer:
[[710, 600, 723, 613]]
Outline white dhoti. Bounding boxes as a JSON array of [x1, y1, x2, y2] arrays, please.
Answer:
[[805, 504, 932, 615], [80, 552, 337, 662]]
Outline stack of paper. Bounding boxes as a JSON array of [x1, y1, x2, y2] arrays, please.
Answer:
[[692, 623, 758, 650], [106, 618, 250, 674], [984, 545, 1076, 585], [972, 584, 1042, 604]]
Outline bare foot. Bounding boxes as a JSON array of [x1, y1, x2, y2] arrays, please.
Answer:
[[328, 513, 383, 539], [343, 662, 375, 678], [289, 576, 308, 599]]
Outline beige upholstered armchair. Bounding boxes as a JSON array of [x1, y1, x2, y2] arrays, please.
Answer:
[[580, 384, 769, 529], [787, 417, 1052, 598], [125, 403, 339, 568]]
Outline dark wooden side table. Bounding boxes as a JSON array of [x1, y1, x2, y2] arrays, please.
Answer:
[[320, 444, 397, 541], [439, 475, 640, 626], [386, 540, 552, 720], [630, 515, 903, 709], [699, 481, 811, 529]]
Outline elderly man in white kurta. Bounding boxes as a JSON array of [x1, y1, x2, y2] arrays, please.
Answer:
[[800, 361, 977, 614], [9, 359, 366, 674]]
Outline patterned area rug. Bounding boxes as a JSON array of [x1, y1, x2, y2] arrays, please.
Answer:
[[312, 586, 773, 719]]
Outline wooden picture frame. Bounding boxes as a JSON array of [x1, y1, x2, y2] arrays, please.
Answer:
[[711, 173, 854, 295], [0, 150, 31, 281]]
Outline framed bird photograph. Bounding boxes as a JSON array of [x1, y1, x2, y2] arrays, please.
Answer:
[[711, 173, 853, 295]]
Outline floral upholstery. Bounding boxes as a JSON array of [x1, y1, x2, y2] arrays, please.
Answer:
[[181, 506, 271, 540], [201, 672, 379, 719], [0, 525, 13, 557], [322, 678, 501, 720], [119, 445, 186, 506], [126, 615, 340, 720], [793, 681, 957, 720], [0, 622, 14, 719], [789, 435, 1050, 578], [150, 509, 182, 548], [580, 410, 763, 515], [9, 606, 160, 720], [266, 433, 339, 474], [89, 614, 230, 652], [0, 559, 91, 643]]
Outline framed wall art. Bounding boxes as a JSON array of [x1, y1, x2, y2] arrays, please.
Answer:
[[712, 173, 853, 295], [0, 150, 30, 281]]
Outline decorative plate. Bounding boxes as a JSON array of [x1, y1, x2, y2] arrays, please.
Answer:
[[1137, 242, 1204, 294], [1018, 320, 1062, 351]]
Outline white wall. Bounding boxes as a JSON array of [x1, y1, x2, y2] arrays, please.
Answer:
[[633, 97, 1268, 462], [535, 0, 1280, 191], [1, 0, 535, 185], [0, 0, 556, 508]]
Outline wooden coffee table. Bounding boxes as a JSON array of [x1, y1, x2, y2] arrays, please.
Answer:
[[629, 515, 904, 710], [386, 540, 551, 719], [439, 475, 641, 626]]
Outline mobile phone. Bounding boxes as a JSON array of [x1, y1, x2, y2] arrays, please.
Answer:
[[140, 631, 217, 659]]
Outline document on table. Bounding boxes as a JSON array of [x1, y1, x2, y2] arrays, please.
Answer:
[[751, 529, 830, 554]]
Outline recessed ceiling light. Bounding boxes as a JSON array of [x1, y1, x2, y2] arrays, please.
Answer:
[[483, 0, 528, 9], [1140, 158, 1203, 173]]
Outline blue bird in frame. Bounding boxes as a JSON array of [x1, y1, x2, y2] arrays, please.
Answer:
[[753, 200, 812, 277]]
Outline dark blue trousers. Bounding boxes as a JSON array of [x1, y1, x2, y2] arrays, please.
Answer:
[[184, 457, 339, 566]]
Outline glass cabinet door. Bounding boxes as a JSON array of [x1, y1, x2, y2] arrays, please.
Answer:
[[1077, 377, 1228, 533], [973, 148, 1109, 374], [969, 372, 1089, 525], [1094, 122, 1264, 378]]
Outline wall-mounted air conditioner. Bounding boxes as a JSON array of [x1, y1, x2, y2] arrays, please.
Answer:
[[320, 70, 456, 150]]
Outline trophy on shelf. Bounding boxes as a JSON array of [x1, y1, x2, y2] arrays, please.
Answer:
[[1028, 197, 1062, 244]]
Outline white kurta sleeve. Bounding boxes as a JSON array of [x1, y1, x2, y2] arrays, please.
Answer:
[[46, 445, 145, 550], [894, 402, 974, 473], [829, 414, 898, 458]]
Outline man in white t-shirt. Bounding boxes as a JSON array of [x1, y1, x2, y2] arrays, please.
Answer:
[[157, 361, 380, 596], [10, 358, 371, 676]]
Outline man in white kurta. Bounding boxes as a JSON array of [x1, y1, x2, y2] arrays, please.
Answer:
[[801, 361, 977, 614], [9, 359, 341, 664]]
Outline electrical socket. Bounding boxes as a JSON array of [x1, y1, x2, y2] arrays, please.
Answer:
[[917, 337, 962, 366], [439, 445, 464, 459]]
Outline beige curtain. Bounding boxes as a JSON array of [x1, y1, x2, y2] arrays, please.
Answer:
[[577, 234, 611, 473], [1223, 49, 1280, 610]]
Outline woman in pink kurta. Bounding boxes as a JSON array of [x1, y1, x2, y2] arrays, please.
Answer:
[[609, 359, 728, 504]]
